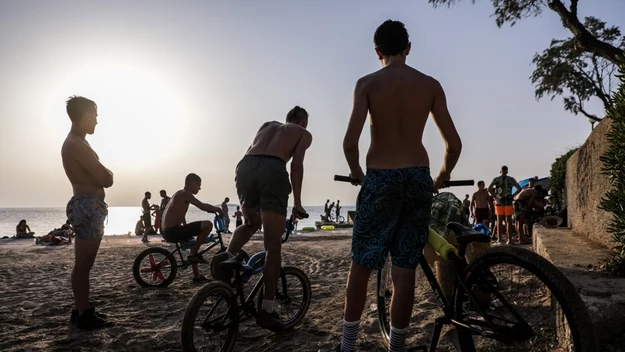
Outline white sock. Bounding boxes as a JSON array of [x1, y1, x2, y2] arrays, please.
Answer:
[[388, 325, 408, 352], [340, 319, 360, 352], [262, 299, 274, 313]]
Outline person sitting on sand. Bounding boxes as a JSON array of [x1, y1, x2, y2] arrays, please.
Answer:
[[15, 220, 35, 238], [135, 216, 144, 236], [233, 206, 243, 228], [328, 20, 462, 352], [213, 105, 312, 332], [161, 173, 224, 283]]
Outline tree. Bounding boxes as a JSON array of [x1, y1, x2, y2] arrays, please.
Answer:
[[428, 0, 625, 65], [531, 17, 624, 118]]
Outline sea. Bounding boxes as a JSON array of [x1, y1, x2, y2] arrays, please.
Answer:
[[0, 205, 355, 238]]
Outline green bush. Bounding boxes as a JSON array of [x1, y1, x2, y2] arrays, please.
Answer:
[[549, 148, 579, 213], [599, 57, 625, 277]]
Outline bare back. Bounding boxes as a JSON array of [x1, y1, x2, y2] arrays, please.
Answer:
[[246, 121, 311, 163], [161, 190, 191, 228], [363, 66, 439, 169], [61, 134, 111, 199], [473, 189, 490, 208]]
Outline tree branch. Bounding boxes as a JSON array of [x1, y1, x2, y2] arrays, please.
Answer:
[[548, 0, 625, 64], [569, 0, 578, 17], [578, 102, 601, 121]]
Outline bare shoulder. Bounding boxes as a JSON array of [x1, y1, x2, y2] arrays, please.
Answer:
[[61, 134, 88, 157]]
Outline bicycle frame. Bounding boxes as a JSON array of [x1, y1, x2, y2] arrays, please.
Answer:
[[163, 231, 228, 269]]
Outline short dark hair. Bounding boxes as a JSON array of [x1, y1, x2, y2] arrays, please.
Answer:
[[534, 185, 543, 192], [478, 180, 485, 186], [374, 20, 410, 56], [501, 165, 508, 170], [66, 95, 97, 122], [145, 191, 151, 197], [185, 173, 201, 186], [286, 106, 308, 123], [160, 190, 166, 195]]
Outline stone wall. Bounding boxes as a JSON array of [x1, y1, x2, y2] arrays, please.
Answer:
[[565, 118, 614, 248]]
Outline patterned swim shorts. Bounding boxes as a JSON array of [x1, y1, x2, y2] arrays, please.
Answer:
[[66, 195, 108, 241], [352, 167, 433, 270]]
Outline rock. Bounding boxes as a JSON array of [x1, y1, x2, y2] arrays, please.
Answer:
[[611, 294, 625, 304]]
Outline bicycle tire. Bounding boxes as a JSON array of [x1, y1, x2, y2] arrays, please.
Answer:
[[338, 215, 345, 223], [256, 266, 312, 330], [181, 281, 239, 352], [132, 247, 178, 288], [376, 258, 392, 346], [453, 245, 599, 352]]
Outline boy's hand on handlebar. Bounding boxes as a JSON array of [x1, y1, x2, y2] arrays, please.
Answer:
[[349, 169, 365, 186], [293, 204, 307, 219], [433, 171, 451, 194]]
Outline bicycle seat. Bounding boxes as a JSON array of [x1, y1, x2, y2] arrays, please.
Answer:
[[446, 222, 491, 247]]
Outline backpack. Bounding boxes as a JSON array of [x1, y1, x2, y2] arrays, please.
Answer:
[[429, 192, 470, 238]]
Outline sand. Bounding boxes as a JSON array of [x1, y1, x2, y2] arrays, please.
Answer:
[[0, 230, 463, 352]]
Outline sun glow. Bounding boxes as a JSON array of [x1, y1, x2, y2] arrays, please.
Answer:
[[64, 60, 189, 168]]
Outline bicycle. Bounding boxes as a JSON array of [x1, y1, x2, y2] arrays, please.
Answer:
[[328, 213, 345, 223], [181, 212, 312, 351], [132, 215, 249, 288], [334, 175, 598, 352]]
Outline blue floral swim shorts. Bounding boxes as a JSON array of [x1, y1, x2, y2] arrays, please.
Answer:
[[66, 195, 108, 241], [352, 167, 433, 270]]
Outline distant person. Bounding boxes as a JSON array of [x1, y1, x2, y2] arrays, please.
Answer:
[[62, 95, 114, 329], [324, 199, 331, 221], [151, 204, 162, 234], [214, 105, 312, 332], [463, 194, 470, 221], [233, 206, 243, 228], [336, 200, 342, 222], [514, 184, 546, 243], [329, 20, 462, 352], [161, 173, 223, 283], [134, 216, 144, 236], [159, 190, 171, 212], [141, 192, 151, 242], [221, 197, 231, 233], [328, 202, 335, 220], [524, 177, 536, 190], [488, 165, 522, 245], [471, 181, 491, 226], [15, 220, 34, 238]]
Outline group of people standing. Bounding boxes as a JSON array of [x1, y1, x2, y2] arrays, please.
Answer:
[[322, 199, 342, 222], [465, 166, 549, 245]]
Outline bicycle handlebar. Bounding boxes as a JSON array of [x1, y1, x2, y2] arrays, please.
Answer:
[[334, 175, 474, 187]]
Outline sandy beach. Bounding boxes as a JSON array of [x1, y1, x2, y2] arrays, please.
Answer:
[[0, 230, 461, 352]]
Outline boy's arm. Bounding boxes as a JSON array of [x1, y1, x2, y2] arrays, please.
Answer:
[[343, 78, 369, 182], [290, 130, 313, 211]]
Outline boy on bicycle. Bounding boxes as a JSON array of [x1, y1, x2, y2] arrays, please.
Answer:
[[214, 106, 312, 332], [161, 173, 224, 283], [329, 20, 462, 352]]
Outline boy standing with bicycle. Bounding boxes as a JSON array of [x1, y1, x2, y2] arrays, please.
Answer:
[[330, 20, 462, 352]]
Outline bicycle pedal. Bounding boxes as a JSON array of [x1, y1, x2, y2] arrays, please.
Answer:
[[408, 346, 427, 352]]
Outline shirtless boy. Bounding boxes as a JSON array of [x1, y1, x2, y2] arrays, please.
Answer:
[[61, 96, 114, 330], [329, 20, 462, 352], [214, 106, 312, 332], [471, 181, 491, 226], [141, 191, 151, 242], [161, 173, 224, 283]]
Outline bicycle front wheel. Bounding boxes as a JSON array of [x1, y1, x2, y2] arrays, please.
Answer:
[[257, 266, 312, 330], [181, 281, 239, 352], [453, 246, 598, 352]]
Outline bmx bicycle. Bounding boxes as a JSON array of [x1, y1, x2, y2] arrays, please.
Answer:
[[335, 175, 598, 352], [181, 212, 312, 351], [132, 215, 249, 288]]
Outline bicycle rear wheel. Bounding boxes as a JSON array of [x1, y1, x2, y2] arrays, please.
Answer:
[[256, 266, 312, 330], [132, 247, 177, 288], [181, 281, 239, 352], [376, 257, 392, 345], [453, 246, 598, 352]]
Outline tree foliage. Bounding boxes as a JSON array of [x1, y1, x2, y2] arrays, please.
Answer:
[[531, 17, 624, 118], [599, 57, 625, 276], [428, 0, 625, 65]]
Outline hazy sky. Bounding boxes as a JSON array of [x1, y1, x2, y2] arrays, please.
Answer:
[[1, 0, 623, 207]]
